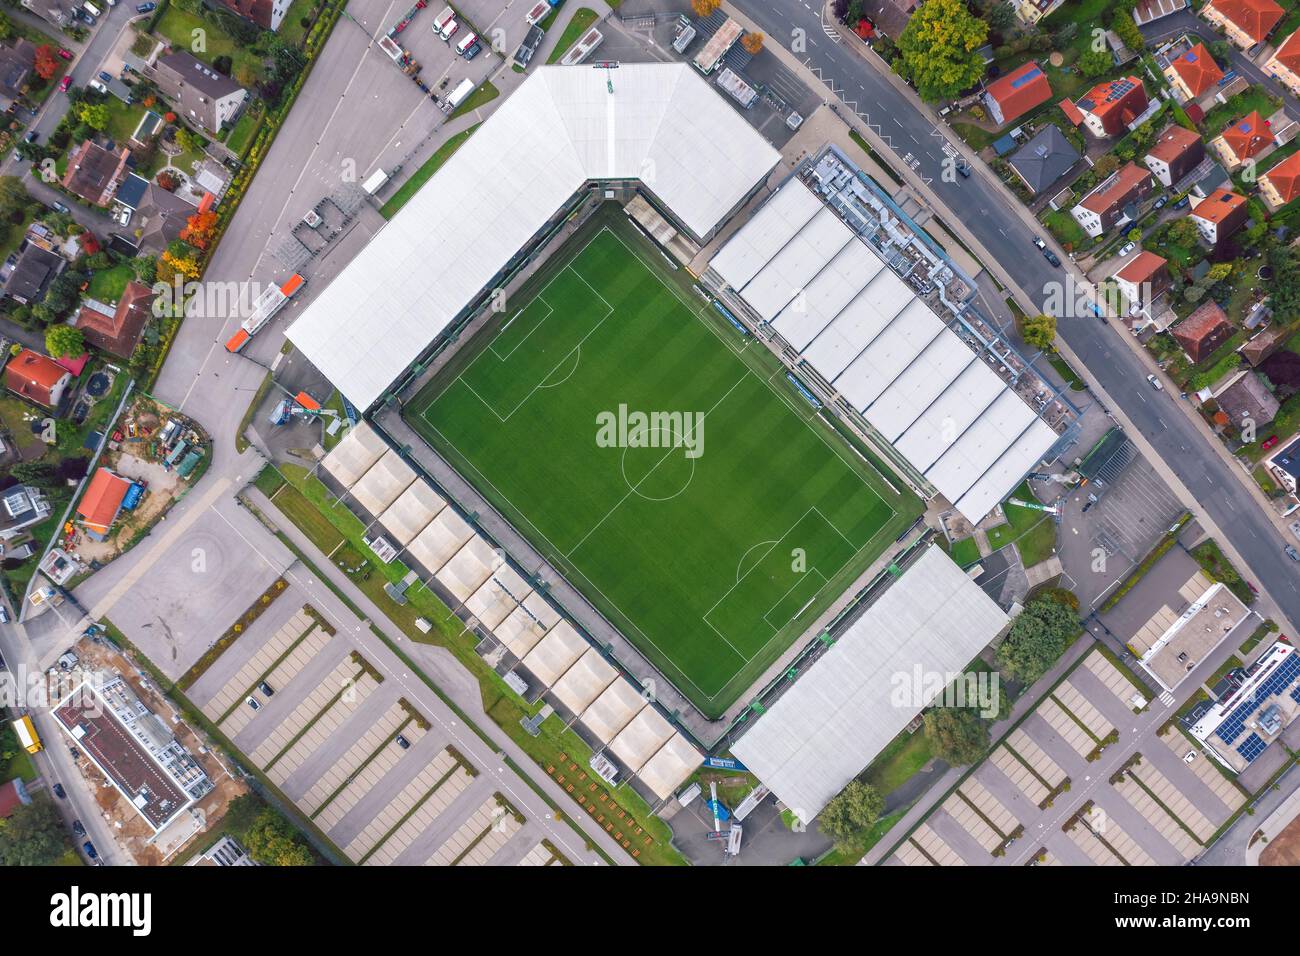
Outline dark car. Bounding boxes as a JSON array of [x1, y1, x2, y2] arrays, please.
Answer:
[[1043, 249, 1061, 267], [136, 1, 156, 10], [72, 819, 85, 836], [1286, 545, 1300, 562], [463, 41, 482, 60], [956, 161, 971, 178], [82, 841, 98, 860], [98, 70, 113, 84], [23, 130, 37, 143], [51, 200, 69, 214], [52, 783, 66, 799], [258, 681, 275, 697], [395, 734, 410, 750]]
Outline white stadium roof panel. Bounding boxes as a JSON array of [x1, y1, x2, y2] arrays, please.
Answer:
[[837, 300, 944, 412], [731, 547, 1008, 823], [437, 535, 499, 602], [464, 566, 532, 631], [609, 705, 676, 773], [286, 64, 778, 410], [892, 361, 1006, 471], [740, 207, 853, 323], [579, 678, 647, 744], [321, 422, 389, 489], [497, 594, 561, 658], [770, 240, 879, 347], [923, 389, 1038, 504], [550, 647, 618, 715], [799, 269, 900, 380], [862, 335, 978, 442], [404, 506, 475, 574], [350, 450, 416, 517], [637, 732, 704, 801], [954, 418, 1057, 523], [378, 480, 446, 546], [521, 620, 588, 687], [709, 180, 822, 290]]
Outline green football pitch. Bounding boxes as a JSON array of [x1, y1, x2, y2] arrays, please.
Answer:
[[407, 216, 921, 716]]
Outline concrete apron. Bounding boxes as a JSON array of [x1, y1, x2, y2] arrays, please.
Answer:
[[718, 0, 1297, 636]]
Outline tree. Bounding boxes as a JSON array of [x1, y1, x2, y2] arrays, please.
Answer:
[[0, 799, 67, 866], [1078, 47, 1113, 78], [242, 808, 315, 866], [180, 209, 218, 250], [33, 44, 59, 81], [1091, 153, 1119, 179], [8, 461, 59, 488], [1111, 10, 1145, 52], [895, 0, 989, 101], [817, 781, 884, 849], [1126, 227, 1142, 243], [1166, 217, 1199, 246], [174, 126, 200, 154], [0, 175, 29, 221], [690, 0, 721, 16], [77, 102, 109, 131], [985, 1, 1014, 32], [924, 706, 989, 764], [45, 324, 84, 358], [1022, 313, 1056, 351], [43, 270, 85, 317], [740, 31, 764, 55], [995, 596, 1081, 683]]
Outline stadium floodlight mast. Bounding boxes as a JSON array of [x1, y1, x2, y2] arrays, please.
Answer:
[[592, 60, 619, 93]]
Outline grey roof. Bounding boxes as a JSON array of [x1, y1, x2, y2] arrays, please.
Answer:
[[155, 50, 243, 100], [731, 547, 1008, 824], [1008, 125, 1081, 194], [4, 244, 63, 301]]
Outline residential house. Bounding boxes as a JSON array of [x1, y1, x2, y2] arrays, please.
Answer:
[[1071, 76, 1148, 138], [1133, 0, 1190, 27], [113, 173, 197, 254], [1016, 0, 1065, 24], [74, 281, 157, 359], [20, 0, 77, 29], [61, 140, 131, 207], [1163, 43, 1225, 102], [1071, 162, 1155, 238], [1113, 250, 1172, 311], [1214, 370, 1280, 430], [1189, 160, 1232, 201], [1007, 125, 1081, 196], [77, 467, 133, 540], [1259, 150, 1300, 208], [1200, 0, 1283, 49], [2, 243, 64, 305], [150, 50, 247, 135], [1265, 28, 1300, 95], [3, 348, 72, 409], [0, 486, 52, 541], [0, 39, 37, 114], [1173, 300, 1233, 362], [1189, 187, 1249, 245], [1241, 325, 1289, 366], [1144, 124, 1205, 187], [983, 61, 1053, 127], [1267, 434, 1300, 493], [1211, 111, 1274, 168], [215, 0, 291, 31]]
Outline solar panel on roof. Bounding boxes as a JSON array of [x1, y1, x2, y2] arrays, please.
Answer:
[[1236, 733, 1267, 763], [1213, 653, 1300, 744], [1186, 51, 1198, 62], [1011, 66, 1043, 88]]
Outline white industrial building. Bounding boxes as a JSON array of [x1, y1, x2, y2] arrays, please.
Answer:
[[731, 546, 1008, 824], [710, 175, 1060, 524], [287, 63, 780, 410]]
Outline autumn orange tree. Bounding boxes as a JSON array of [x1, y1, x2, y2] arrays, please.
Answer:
[[740, 32, 764, 54], [33, 45, 59, 81], [180, 209, 218, 250], [691, 0, 721, 17]]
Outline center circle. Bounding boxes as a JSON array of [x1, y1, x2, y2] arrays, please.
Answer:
[[620, 439, 696, 501]]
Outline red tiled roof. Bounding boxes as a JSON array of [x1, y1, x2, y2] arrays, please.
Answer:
[[1146, 124, 1202, 163], [1263, 150, 1300, 204], [1220, 111, 1272, 160], [74, 281, 156, 359], [1076, 76, 1147, 127], [77, 468, 132, 535], [1116, 250, 1168, 285], [0, 779, 26, 819], [3, 349, 68, 407], [985, 61, 1053, 125], [1193, 187, 1247, 223], [1059, 98, 1085, 125], [1080, 162, 1151, 213], [1273, 28, 1300, 72], [1174, 301, 1231, 360], [1169, 43, 1225, 96], [1205, 0, 1284, 44]]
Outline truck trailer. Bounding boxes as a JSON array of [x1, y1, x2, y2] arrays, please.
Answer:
[[225, 273, 305, 353], [12, 716, 41, 754]]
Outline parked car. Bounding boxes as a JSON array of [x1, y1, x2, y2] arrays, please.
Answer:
[[72, 819, 85, 836], [956, 161, 971, 178], [57, 48, 73, 60], [1173, 195, 1190, 209], [258, 681, 275, 697], [22, 130, 36, 143], [1117, 241, 1136, 257], [52, 783, 66, 799], [245, 695, 260, 711], [82, 841, 97, 860], [463, 40, 482, 60], [0, 607, 8, 624], [1146, 373, 1162, 391], [395, 734, 410, 750], [1153, 195, 1168, 210], [1286, 545, 1300, 562], [1262, 434, 1280, 450], [58, 75, 72, 92], [97, 70, 112, 84], [1043, 249, 1061, 267], [1032, 236, 1046, 250], [136, 1, 155, 10], [51, 200, 69, 214]]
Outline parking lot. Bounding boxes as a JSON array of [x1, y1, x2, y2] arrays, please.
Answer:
[[886, 647, 1248, 866]]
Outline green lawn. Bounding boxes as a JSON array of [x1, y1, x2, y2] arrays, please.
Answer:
[[1041, 208, 1088, 251], [406, 213, 919, 715], [985, 482, 1057, 567], [448, 81, 500, 120], [154, 7, 265, 82], [1202, 88, 1282, 138], [223, 101, 265, 158], [379, 124, 478, 219], [87, 263, 134, 303], [546, 7, 598, 64], [949, 537, 982, 567], [862, 727, 933, 795]]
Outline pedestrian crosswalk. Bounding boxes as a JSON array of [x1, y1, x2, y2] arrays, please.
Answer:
[[1158, 690, 1176, 706]]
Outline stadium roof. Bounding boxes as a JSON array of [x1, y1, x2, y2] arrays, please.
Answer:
[[287, 64, 780, 410], [731, 546, 1008, 824], [322, 421, 389, 487], [710, 178, 1058, 524]]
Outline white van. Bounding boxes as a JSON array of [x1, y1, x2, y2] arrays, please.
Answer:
[[432, 5, 453, 33], [439, 17, 458, 40], [83, 1, 102, 15], [455, 30, 477, 55]]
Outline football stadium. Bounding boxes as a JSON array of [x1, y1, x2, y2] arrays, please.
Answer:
[[406, 212, 920, 714]]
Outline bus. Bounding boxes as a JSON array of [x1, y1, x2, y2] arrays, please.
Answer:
[[12, 715, 41, 754]]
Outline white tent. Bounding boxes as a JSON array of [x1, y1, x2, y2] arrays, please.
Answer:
[[437, 535, 499, 602], [350, 449, 416, 516], [378, 480, 446, 546], [320, 421, 388, 488], [580, 678, 647, 744], [550, 647, 619, 715], [496, 594, 561, 658], [405, 507, 475, 574], [520, 620, 588, 686], [463, 566, 532, 630], [637, 733, 704, 801], [609, 706, 675, 773], [287, 64, 780, 409]]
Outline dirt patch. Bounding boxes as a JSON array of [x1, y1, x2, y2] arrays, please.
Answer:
[[1259, 813, 1300, 866]]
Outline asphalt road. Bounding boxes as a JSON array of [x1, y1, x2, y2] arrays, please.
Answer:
[[733, 0, 1300, 627]]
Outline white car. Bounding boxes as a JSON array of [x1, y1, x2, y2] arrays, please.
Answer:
[[1146, 374, 1162, 391], [1117, 241, 1136, 257]]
